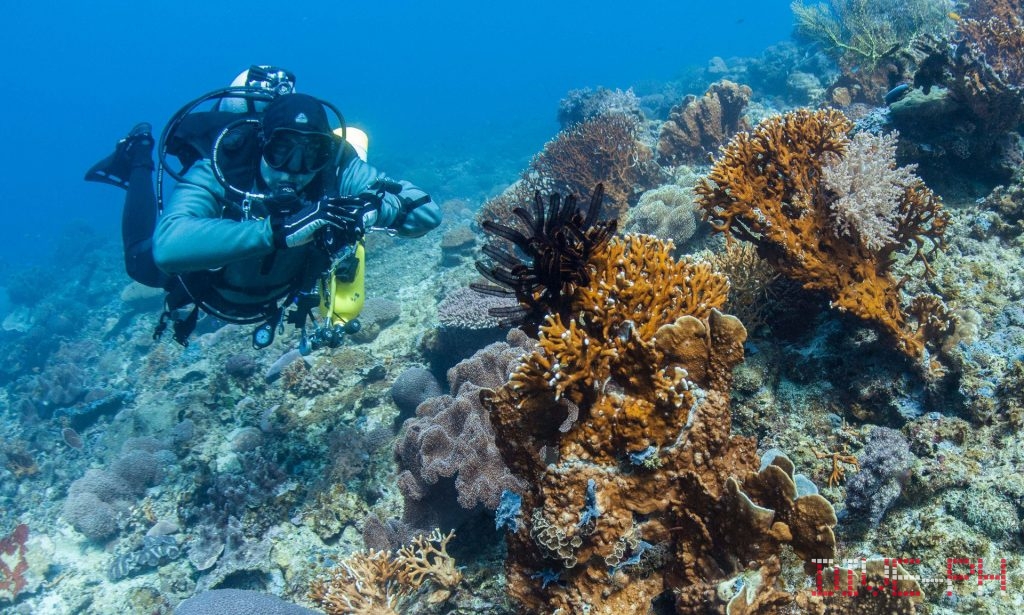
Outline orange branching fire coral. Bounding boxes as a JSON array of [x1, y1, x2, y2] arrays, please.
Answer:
[[484, 233, 837, 614], [507, 235, 730, 464], [694, 108, 950, 363], [309, 529, 461, 614]]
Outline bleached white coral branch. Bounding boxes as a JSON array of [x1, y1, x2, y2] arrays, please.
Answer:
[[823, 131, 917, 252]]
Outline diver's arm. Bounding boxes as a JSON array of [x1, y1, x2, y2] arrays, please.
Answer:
[[338, 153, 442, 237], [152, 161, 275, 273]]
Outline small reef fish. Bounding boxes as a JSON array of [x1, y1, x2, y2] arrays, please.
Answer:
[[884, 83, 912, 105]]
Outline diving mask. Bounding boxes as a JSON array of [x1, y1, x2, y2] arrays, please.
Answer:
[[262, 128, 336, 175]]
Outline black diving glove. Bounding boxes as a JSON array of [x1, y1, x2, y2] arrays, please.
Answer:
[[270, 197, 355, 249]]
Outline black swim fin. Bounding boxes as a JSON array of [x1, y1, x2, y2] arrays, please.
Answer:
[[84, 122, 154, 189]]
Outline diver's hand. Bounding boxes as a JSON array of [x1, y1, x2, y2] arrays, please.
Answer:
[[270, 198, 352, 248]]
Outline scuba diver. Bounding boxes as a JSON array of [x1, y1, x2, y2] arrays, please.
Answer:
[[85, 66, 441, 351]]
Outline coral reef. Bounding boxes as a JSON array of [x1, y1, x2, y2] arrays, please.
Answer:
[[528, 114, 662, 220], [959, 0, 1024, 87], [390, 366, 442, 419], [309, 529, 461, 614], [439, 224, 476, 267], [426, 286, 518, 373], [889, 7, 1024, 191], [63, 443, 172, 541], [108, 534, 181, 581], [349, 297, 402, 344], [656, 80, 752, 165], [0, 523, 28, 603], [701, 243, 781, 333], [483, 233, 837, 614], [176, 589, 320, 615], [694, 108, 951, 365], [557, 87, 643, 128], [844, 426, 917, 527]]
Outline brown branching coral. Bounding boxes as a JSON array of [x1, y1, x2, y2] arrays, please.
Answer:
[[472, 186, 616, 334], [960, 0, 1024, 86], [703, 243, 780, 332], [694, 108, 950, 364], [309, 529, 461, 615], [477, 113, 663, 225], [529, 113, 663, 220], [657, 80, 752, 165], [483, 232, 837, 614], [812, 448, 861, 487]]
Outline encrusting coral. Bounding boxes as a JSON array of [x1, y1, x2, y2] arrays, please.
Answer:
[[694, 108, 951, 365], [482, 232, 838, 614], [309, 529, 462, 615]]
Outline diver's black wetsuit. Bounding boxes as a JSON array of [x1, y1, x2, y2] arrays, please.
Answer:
[[122, 150, 168, 288]]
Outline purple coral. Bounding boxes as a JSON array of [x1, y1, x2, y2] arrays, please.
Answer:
[[391, 367, 442, 419], [844, 426, 916, 526], [437, 286, 517, 332], [396, 331, 533, 529]]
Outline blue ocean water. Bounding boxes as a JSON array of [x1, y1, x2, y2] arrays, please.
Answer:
[[0, 0, 792, 265]]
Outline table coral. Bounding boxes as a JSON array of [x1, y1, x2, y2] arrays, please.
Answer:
[[483, 233, 837, 614], [694, 108, 950, 365]]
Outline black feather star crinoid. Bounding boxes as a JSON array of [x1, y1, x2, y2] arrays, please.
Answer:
[[471, 184, 616, 335]]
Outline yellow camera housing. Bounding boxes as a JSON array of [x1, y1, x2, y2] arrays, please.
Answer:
[[319, 241, 365, 325]]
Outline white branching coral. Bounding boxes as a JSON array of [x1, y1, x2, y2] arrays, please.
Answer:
[[823, 131, 918, 252], [309, 529, 462, 615]]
